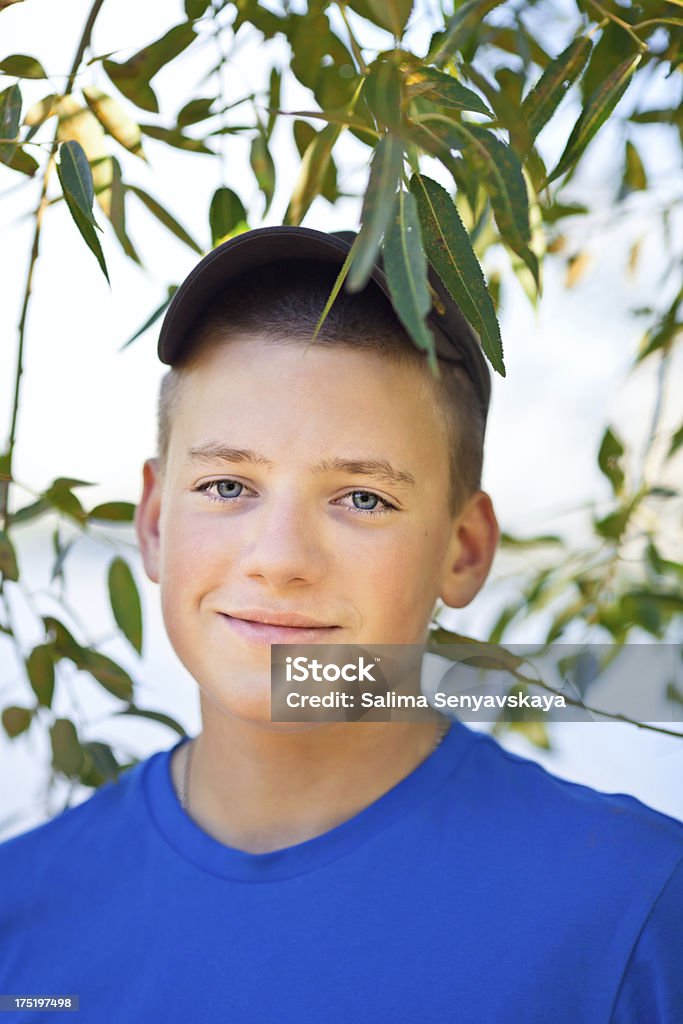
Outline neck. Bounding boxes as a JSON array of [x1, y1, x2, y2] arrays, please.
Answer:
[[173, 705, 449, 855]]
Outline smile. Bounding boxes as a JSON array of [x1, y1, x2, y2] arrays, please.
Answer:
[[220, 613, 342, 647]]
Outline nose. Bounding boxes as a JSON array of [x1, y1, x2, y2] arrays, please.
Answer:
[[238, 492, 328, 589]]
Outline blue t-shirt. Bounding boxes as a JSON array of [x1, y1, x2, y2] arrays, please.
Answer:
[[1, 722, 682, 1023]]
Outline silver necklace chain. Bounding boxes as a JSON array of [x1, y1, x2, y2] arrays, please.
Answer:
[[179, 718, 451, 814]]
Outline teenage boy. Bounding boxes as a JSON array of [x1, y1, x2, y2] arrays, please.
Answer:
[[0, 226, 681, 1024]]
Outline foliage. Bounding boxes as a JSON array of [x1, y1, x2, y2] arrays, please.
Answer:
[[0, 0, 681, 819]]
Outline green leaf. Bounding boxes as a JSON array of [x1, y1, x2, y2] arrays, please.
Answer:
[[9, 497, 51, 526], [177, 96, 215, 127], [250, 132, 276, 214], [26, 644, 55, 707], [56, 97, 112, 201], [447, 124, 538, 287], [594, 507, 631, 540], [7, 145, 38, 175], [100, 157, 141, 264], [668, 422, 683, 459], [119, 286, 178, 350], [0, 53, 46, 78], [619, 592, 663, 637], [80, 650, 134, 701], [597, 427, 625, 495], [0, 82, 21, 164], [140, 123, 214, 154], [2, 706, 32, 739], [57, 140, 109, 281], [266, 67, 281, 139], [548, 54, 641, 184], [108, 556, 143, 655], [185, 0, 210, 17], [620, 139, 647, 195], [364, 59, 404, 132], [500, 532, 562, 547], [82, 87, 145, 159], [44, 476, 89, 522], [49, 476, 96, 490], [103, 24, 196, 114], [88, 501, 136, 521], [50, 529, 75, 585], [406, 66, 492, 117], [521, 36, 593, 143], [116, 705, 187, 737], [43, 616, 83, 662], [636, 286, 683, 364], [80, 741, 121, 784], [410, 173, 504, 375], [292, 120, 338, 203], [0, 529, 19, 581], [129, 185, 203, 254], [362, 0, 413, 36], [103, 61, 158, 113], [382, 189, 437, 369], [429, 0, 507, 64], [347, 133, 404, 292], [50, 719, 84, 776], [209, 186, 248, 247], [666, 682, 683, 708], [284, 122, 341, 226]]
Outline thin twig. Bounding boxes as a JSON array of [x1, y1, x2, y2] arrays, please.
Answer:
[[585, 0, 649, 52], [1, 0, 108, 532]]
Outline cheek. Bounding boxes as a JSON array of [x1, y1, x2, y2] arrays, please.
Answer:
[[359, 528, 446, 640]]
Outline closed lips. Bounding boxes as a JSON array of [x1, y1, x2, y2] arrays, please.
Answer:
[[227, 612, 337, 628]]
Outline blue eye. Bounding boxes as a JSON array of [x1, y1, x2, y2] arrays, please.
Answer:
[[340, 491, 396, 517], [215, 480, 243, 499], [351, 491, 380, 511]]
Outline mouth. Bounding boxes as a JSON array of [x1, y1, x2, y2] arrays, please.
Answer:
[[220, 612, 342, 646]]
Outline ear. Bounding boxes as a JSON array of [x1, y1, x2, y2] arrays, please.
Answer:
[[439, 490, 499, 609], [135, 458, 163, 584]]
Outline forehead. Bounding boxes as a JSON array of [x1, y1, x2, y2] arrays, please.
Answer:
[[168, 333, 450, 478]]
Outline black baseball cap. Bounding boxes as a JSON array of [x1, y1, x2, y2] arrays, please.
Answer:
[[157, 225, 491, 422]]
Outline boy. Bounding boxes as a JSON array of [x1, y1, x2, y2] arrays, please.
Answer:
[[0, 226, 681, 1022]]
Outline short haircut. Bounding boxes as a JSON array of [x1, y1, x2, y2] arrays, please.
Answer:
[[156, 261, 486, 516]]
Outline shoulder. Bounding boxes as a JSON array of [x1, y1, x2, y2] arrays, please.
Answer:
[[445, 722, 683, 932], [0, 748, 162, 884], [459, 724, 683, 854]]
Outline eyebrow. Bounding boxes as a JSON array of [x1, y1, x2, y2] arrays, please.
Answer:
[[186, 443, 416, 488]]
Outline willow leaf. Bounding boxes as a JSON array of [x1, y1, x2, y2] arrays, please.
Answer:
[[429, 0, 507, 64], [409, 173, 504, 375], [129, 185, 203, 254], [284, 122, 341, 226], [57, 141, 109, 281], [108, 557, 143, 655], [522, 36, 593, 143], [406, 67, 492, 117], [448, 123, 538, 287], [548, 54, 641, 184], [0, 83, 21, 164], [347, 133, 404, 292], [383, 189, 437, 368]]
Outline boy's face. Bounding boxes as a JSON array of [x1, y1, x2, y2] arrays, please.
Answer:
[[136, 335, 498, 725]]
